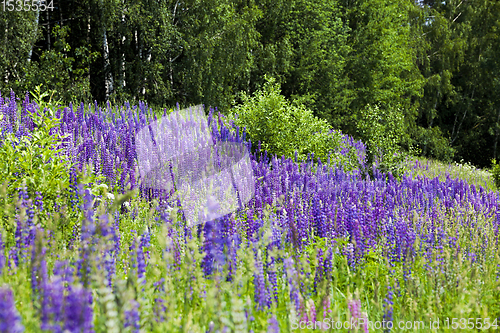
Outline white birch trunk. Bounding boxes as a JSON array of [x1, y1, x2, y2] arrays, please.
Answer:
[[46, 11, 50, 50], [143, 52, 151, 96], [4, 21, 8, 85], [121, 3, 126, 88], [100, 0, 114, 100], [87, 11, 91, 83], [28, 0, 40, 62]]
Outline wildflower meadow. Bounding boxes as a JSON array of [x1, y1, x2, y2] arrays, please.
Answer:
[[0, 88, 499, 333]]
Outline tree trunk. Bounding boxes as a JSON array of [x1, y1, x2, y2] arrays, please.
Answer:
[[451, 86, 474, 145], [28, 0, 40, 63], [169, 1, 180, 90], [87, 8, 91, 84], [103, 28, 114, 100], [46, 10, 50, 50], [100, 0, 114, 101], [143, 51, 151, 97], [121, 1, 126, 89], [59, 0, 63, 28], [4, 20, 8, 86]]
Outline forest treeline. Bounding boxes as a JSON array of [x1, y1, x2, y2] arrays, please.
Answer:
[[1, 0, 499, 167]]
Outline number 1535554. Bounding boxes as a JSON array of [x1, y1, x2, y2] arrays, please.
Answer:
[[2, 0, 54, 12], [444, 317, 498, 330]]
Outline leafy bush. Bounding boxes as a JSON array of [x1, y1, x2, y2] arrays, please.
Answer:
[[22, 25, 95, 103], [0, 86, 73, 227], [491, 159, 500, 190], [1, 86, 71, 196], [357, 104, 409, 176], [230, 77, 360, 170], [411, 125, 455, 162]]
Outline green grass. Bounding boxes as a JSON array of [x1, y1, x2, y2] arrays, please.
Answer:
[[405, 157, 496, 192]]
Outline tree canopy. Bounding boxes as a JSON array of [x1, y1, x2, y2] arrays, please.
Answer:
[[1, 0, 499, 167]]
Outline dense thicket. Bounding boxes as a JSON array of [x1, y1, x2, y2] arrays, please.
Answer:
[[1, 0, 499, 167]]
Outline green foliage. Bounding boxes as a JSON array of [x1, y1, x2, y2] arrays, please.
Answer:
[[231, 77, 359, 169], [409, 157, 495, 192], [3, 0, 500, 167], [250, 0, 350, 121], [22, 25, 96, 103], [338, 0, 424, 135], [176, 0, 262, 110], [491, 159, 500, 190], [411, 125, 455, 162], [357, 104, 408, 176], [0, 85, 72, 222], [0, 9, 39, 94]]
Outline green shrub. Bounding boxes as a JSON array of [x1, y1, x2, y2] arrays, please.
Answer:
[[411, 125, 455, 162], [357, 104, 409, 177], [0, 86, 73, 226], [491, 159, 500, 190], [230, 77, 359, 169]]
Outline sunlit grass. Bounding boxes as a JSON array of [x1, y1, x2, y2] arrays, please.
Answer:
[[405, 156, 496, 192]]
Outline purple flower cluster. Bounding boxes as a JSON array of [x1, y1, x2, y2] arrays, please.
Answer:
[[348, 299, 368, 333], [267, 315, 280, 332], [124, 300, 140, 333], [40, 276, 94, 333], [0, 286, 24, 333], [284, 257, 302, 315], [2, 90, 500, 331], [383, 287, 394, 332], [254, 251, 271, 310]]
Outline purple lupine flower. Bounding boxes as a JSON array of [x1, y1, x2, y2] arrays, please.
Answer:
[[153, 279, 167, 323], [68, 167, 79, 209], [129, 231, 138, 270], [383, 287, 394, 332], [284, 257, 302, 315], [200, 221, 216, 277], [314, 248, 324, 292], [267, 315, 280, 333], [8, 90, 17, 129], [79, 186, 95, 242], [322, 249, 333, 279], [136, 232, 149, 281], [267, 257, 278, 304], [77, 186, 96, 285], [307, 299, 317, 323], [41, 277, 64, 332], [25, 206, 36, 252], [112, 212, 121, 257], [31, 246, 48, 299], [53, 260, 74, 286], [253, 252, 270, 310], [12, 216, 23, 267], [63, 285, 94, 333], [348, 299, 368, 333], [124, 300, 140, 333], [322, 295, 332, 319], [0, 286, 24, 333], [139, 232, 151, 260], [33, 192, 43, 212], [344, 243, 356, 269]]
